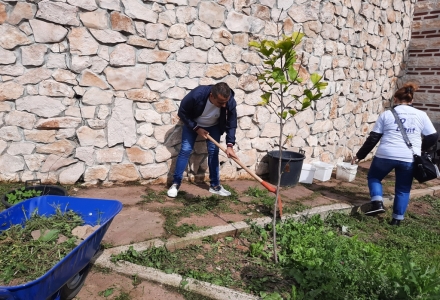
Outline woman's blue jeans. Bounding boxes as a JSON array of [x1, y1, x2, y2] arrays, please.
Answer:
[[368, 156, 414, 220], [172, 124, 221, 187]]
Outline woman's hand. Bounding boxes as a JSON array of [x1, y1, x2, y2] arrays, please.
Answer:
[[351, 156, 358, 165]]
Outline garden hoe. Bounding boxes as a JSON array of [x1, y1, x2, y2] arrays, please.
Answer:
[[206, 135, 283, 217]]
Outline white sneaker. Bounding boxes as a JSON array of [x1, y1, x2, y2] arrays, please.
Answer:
[[167, 183, 179, 198], [209, 185, 231, 196]]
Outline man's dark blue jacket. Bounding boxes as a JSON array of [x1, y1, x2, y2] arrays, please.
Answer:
[[178, 85, 237, 146]]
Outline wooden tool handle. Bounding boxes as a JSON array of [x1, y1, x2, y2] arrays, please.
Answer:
[[206, 135, 263, 183]]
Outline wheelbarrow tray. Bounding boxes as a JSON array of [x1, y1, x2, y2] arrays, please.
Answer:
[[0, 195, 122, 300]]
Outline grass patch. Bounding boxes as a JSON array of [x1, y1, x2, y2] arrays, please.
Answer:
[[136, 185, 315, 238], [158, 185, 240, 238], [245, 186, 309, 216], [137, 190, 167, 204], [112, 195, 440, 299]]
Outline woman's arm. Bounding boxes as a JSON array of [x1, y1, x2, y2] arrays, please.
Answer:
[[355, 131, 383, 160], [422, 132, 439, 152]]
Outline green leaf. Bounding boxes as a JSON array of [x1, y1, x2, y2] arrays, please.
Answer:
[[289, 109, 297, 116], [310, 73, 323, 85], [292, 32, 305, 45], [39, 229, 59, 242], [264, 59, 275, 66], [317, 82, 328, 90], [103, 288, 114, 297], [248, 41, 261, 48], [312, 92, 323, 100], [181, 280, 189, 287], [287, 66, 298, 81], [277, 40, 294, 52], [272, 68, 287, 84], [264, 40, 276, 49], [260, 40, 275, 57], [301, 98, 311, 110], [285, 54, 297, 68], [304, 89, 313, 99], [260, 92, 271, 105], [257, 74, 266, 81], [281, 111, 288, 119]]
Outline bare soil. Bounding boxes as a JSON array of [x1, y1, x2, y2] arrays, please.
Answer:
[[74, 268, 185, 300]]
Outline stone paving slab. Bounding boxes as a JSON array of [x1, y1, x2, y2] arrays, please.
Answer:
[[102, 206, 165, 246]]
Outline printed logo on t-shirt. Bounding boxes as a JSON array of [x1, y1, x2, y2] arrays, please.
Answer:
[[394, 117, 416, 134]]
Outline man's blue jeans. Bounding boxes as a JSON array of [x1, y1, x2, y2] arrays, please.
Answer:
[[368, 156, 414, 220], [173, 124, 221, 187]]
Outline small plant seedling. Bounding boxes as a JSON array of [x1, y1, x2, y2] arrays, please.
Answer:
[[98, 287, 114, 298], [6, 188, 42, 205], [114, 292, 131, 300], [132, 274, 141, 286]]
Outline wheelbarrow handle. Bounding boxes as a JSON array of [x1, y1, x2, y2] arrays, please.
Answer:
[[206, 135, 263, 184], [0, 289, 14, 300]]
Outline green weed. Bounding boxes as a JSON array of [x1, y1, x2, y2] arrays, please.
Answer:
[[98, 287, 114, 297], [0, 208, 84, 285], [158, 186, 239, 237], [138, 190, 165, 204], [6, 188, 42, 205], [114, 291, 131, 300]]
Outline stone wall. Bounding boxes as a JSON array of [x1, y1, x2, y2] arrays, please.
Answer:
[[405, 0, 440, 121], [0, 0, 415, 185]]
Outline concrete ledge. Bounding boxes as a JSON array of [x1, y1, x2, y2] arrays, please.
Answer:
[[98, 259, 258, 300], [94, 203, 353, 300], [410, 188, 434, 199], [428, 185, 440, 197]]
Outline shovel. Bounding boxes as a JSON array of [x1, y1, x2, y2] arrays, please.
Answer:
[[206, 135, 283, 217]]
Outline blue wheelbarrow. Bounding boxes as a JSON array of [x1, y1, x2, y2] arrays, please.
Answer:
[[0, 195, 122, 300]]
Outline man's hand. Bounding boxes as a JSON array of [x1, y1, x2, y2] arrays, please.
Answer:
[[196, 128, 209, 139], [226, 147, 238, 159]]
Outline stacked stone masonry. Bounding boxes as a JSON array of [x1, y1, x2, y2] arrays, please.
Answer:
[[406, 0, 440, 120], [0, 0, 415, 185]]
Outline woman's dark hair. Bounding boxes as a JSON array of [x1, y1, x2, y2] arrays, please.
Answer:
[[211, 82, 231, 99], [394, 82, 419, 103]]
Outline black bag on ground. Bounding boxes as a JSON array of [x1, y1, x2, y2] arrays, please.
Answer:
[[391, 108, 440, 183]]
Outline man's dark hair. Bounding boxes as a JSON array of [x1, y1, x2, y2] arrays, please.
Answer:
[[211, 82, 231, 99]]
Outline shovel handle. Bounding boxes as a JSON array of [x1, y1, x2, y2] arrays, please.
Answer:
[[206, 135, 282, 217], [206, 135, 263, 184]]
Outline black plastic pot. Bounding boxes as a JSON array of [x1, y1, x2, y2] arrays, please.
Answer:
[[1, 180, 68, 208], [268, 150, 305, 187]]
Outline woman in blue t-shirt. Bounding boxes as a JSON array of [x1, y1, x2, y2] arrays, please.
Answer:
[[352, 83, 438, 225]]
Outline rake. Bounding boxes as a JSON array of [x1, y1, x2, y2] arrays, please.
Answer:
[[206, 135, 283, 217]]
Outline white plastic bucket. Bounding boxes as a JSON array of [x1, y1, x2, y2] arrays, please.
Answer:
[[299, 164, 316, 184], [312, 161, 334, 181], [336, 162, 358, 182]]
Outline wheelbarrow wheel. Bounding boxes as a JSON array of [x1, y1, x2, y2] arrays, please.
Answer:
[[59, 264, 91, 300]]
